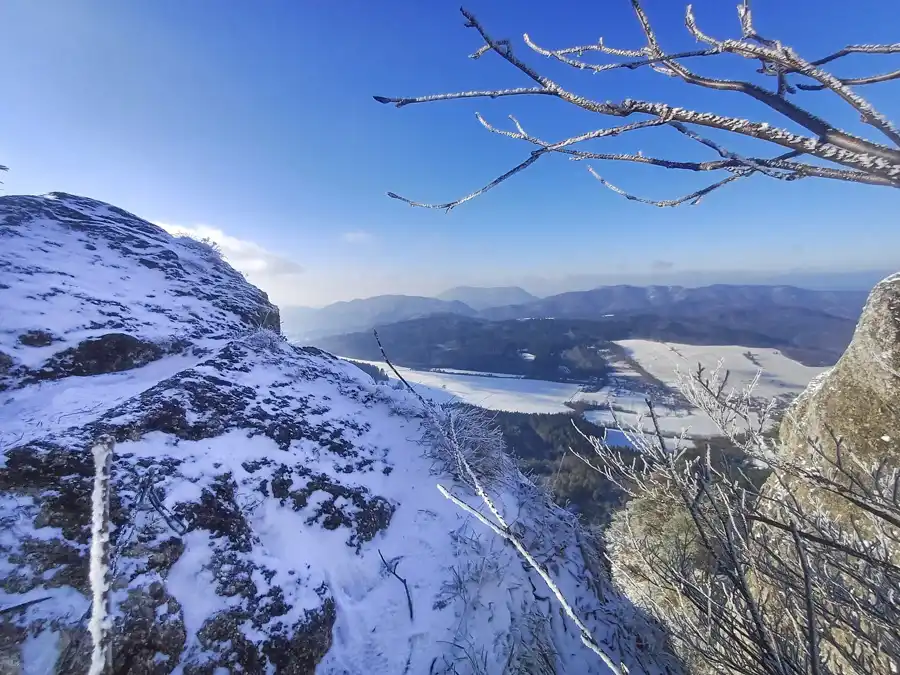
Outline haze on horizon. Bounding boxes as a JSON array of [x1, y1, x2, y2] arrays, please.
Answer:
[[2, 0, 899, 306]]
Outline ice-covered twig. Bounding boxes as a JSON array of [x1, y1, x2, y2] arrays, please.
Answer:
[[588, 168, 744, 207], [378, 549, 414, 621], [89, 435, 114, 675], [374, 330, 626, 674], [375, 3, 900, 210]]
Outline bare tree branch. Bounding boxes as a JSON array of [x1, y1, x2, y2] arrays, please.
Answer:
[[683, 4, 900, 148], [523, 33, 718, 75], [388, 117, 670, 210], [88, 436, 114, 675], [375, 3, 900, 210], [378, 549, 414, 621], [807, 43, 900, 68], [373, 88, 552, 108], [795, 68, 900, 90], [388, 151, 544, 212], [791, 521, 823, 675]]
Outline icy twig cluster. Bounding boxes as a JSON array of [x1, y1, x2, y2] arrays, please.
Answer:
[[376, 0, 900, 209], [571, 365, 900, 674]]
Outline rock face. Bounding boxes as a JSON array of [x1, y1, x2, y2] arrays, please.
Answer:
[[0, 192, 279, 391], [779, 272, 900, 482], [774, 272, 899, 673], [0, 194, 664, 674]]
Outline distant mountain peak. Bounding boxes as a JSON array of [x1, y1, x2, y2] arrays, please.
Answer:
[[281, 294, 476, 341], [437, 285, 537, 311]]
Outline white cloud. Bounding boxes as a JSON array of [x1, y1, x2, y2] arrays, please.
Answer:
[[155, 222, 304, 304], [340, 230, 374, 244]]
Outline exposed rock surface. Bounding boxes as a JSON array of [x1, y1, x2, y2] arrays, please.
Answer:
[[0, 192, 279, 391], [772, 272, 900, 673], [0, 194, 666, 674], [779, 271, 900, 496]]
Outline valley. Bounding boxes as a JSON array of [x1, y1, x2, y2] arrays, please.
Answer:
[[336, 337, 824, 532], [310, 284, 846, 537], [337, 337, 825, 446], [308, 281, 852, 460], [290, 283, 865, 367]]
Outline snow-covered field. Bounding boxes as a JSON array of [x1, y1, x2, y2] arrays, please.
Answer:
[[581, 341, 826, 441], [344, 338, 827, 442], [613, 340, 827, 400], [349, 360, 584, 414]]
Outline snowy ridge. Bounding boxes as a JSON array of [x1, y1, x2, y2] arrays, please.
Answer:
[[0, 335, 663, 674], [0, 193, 670, 674], [0, 192, 278, 387]]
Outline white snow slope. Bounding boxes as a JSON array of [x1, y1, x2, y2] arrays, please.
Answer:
[[344, 360, 584, 414], [571, 341, 826, 442], [0, 194, 670, 674], [613, 340, 826, 401]]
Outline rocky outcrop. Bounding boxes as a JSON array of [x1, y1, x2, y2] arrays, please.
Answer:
[[0, 193, 663, 674], [0, 192, 279, 391], [770, 272, 900, 674], [779, 272, 900, 498]]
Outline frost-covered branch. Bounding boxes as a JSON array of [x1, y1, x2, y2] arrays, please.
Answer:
[[372, 330, 629, 674], [89, 436, 114, 675], [683, 3, 900, 148], [572, 364, 900, 674], [376, 2, 900, 209], [378, 549, 414, 621]]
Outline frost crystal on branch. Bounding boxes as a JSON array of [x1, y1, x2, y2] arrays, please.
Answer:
[[568, 362, 900, 674], [375, 0, 900, 209], [88, 435, 114, 675]]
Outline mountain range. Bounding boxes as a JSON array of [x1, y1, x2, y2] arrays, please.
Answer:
[[478, 284, 867, 322], [283, 284, 870, 362], [281, 294, 477, 341], [436, 285, 537, 310]]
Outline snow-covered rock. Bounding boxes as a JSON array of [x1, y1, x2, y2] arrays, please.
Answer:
[[0, 194, 669, 674], [0, 192, 278, 391], [779, 271, 900, 473]]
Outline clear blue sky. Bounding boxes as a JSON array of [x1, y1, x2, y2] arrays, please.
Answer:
[[1, 0, 898, 306]]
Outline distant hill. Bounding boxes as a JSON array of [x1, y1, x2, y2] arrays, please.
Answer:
[[519, 268, 894, 296], [314, 301, 854, 381], [480, 284, 868, 323], [437, 285, 537, 310], [289, 284, 867, 358], [280, 295, 476, 340]]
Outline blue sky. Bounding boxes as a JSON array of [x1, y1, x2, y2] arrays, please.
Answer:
[[1, 0, 898, 306]]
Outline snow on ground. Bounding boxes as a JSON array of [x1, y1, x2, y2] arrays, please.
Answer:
[[342, 338, 826, 443], [348, 360, 584, 414], [577, 340, 826, 442], [613, 340, 827, 400], [3, 339, 659, 674], [0, 352, 204, 454]]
